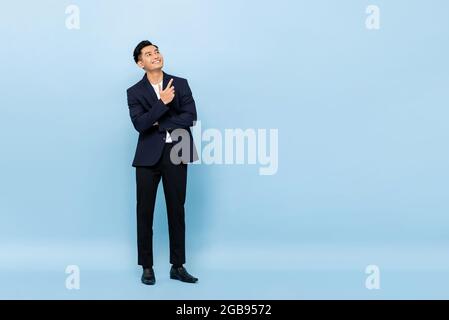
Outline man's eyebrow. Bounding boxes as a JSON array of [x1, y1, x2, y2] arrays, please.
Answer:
[[144, 49, 158, 55]]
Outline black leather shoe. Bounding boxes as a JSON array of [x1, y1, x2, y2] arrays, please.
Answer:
[[141, 267, 156, 285], [170, 266, 198, 283]]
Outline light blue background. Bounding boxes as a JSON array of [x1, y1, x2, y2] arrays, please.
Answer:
[[1, 0, 449, 299]]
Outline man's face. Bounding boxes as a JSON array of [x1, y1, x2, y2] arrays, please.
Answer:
[[137, 45, 164, 71]]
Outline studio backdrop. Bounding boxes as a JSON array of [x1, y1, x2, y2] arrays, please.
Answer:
[[1, 0, 449, 299]]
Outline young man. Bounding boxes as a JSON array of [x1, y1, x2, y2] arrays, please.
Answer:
[[126, 40, 199, 285]]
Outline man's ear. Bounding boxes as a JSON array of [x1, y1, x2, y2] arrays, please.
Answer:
[[137, 60, 145, 69]]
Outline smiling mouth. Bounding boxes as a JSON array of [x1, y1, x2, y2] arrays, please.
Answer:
[[152, 59, 161, 64]]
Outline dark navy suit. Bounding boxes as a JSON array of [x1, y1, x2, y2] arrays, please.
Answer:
[[126, 71, 198, 166], [126, 71, 198, 267]]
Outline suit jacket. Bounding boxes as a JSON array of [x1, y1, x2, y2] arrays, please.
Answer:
[[126, 71, 199, 166]]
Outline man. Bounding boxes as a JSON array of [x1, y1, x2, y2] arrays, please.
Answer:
[[126, 40, 199, 285]]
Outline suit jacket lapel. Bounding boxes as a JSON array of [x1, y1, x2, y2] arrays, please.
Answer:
[[140, 71, 172, 103], [162, 71, 171, 91]]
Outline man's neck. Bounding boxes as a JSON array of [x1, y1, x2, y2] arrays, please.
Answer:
[[146, 70, 163, 85]]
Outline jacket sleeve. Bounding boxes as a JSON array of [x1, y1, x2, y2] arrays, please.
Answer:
[[127, 88, 169, 133], [158, 79, 197, 131]]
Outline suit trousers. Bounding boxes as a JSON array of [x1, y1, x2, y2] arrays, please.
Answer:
[[135, 142, 187, 267]]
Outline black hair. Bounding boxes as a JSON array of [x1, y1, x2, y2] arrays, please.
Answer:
[[133, 40, 158, 63]]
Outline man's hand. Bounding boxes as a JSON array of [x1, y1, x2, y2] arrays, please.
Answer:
[[159, 78, 175, 105]]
